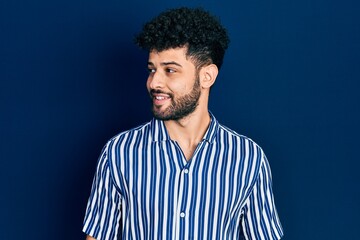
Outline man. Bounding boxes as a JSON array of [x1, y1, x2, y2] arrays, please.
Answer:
[[83, 7, 283, 240]]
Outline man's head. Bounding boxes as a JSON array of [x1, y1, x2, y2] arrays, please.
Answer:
[[135, 7, 229, 121], [135, 7, 230, 70], [146, 48, 202, 121]]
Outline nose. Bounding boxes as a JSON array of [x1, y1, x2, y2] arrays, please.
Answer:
[[148, 71, 165, 90]]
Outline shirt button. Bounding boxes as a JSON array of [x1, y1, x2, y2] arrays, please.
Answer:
[[183, 169, 189, 174], [180, 212, 186, 218]]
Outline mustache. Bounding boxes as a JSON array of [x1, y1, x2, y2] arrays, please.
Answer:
[[149, 89, 173, 98]]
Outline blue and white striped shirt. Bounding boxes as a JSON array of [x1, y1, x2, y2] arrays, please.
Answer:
[[83, 113, 283, 239]]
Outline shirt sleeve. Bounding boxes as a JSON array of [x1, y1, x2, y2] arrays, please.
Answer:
[[82, 143, 122, 240], [240, 156, 284, 239]]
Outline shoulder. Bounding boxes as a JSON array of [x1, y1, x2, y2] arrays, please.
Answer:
[[105, 120, 152, 148], [217, 123, 265, 156], [98, 121, 153, 189], [97, 121, 153, 163], [217, 123, 272, 189], [216, 123, 268, 178]]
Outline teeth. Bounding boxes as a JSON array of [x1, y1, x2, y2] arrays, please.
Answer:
[[156, 96, 165, 100]]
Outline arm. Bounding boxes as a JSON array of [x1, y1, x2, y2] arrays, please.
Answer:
[[82, 142, 123, 239], [241, 156, 283, 239]]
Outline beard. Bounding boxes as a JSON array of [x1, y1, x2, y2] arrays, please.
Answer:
[[149, 76, 201, 121]]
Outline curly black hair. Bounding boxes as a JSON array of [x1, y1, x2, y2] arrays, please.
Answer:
[[135, 7, 230, 70]]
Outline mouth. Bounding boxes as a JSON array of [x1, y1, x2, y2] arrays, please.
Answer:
[[150, 91, 172, 106]]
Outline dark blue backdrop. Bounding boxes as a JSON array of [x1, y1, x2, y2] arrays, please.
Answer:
[[1, 0, 359, 239]]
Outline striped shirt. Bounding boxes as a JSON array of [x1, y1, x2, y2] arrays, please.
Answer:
[[83, 113, 283, 239]]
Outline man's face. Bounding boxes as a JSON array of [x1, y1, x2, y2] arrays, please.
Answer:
[[147, 47, 201, 121]]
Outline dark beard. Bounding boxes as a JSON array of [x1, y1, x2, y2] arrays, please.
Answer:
[[150, 77, 201, 121]]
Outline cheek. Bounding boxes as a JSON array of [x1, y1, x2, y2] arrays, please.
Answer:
[[168, 77, 190, 92], [170, 80, 192, 94], [168, 83, 184, 94], [146, 77, 151, 90]]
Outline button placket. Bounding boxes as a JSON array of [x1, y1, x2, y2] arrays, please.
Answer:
[[176, 165, 191, 225]]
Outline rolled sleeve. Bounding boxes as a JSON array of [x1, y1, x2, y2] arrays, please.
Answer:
[[241, 156, 283, 239], [83, 144, 122, 240]]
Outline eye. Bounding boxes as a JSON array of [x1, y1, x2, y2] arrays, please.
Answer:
[[147, 68, 156, 74], [166, 68, 176, 73]]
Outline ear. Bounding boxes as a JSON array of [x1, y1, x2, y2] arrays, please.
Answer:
[[199, 64, 218, 89]]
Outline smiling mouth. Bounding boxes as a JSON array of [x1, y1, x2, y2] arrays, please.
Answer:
[[152, 94, 171, 106], [150, 90, 172, 105], [154, 95, 169, 100]]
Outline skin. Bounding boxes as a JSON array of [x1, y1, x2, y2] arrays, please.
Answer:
[[86, 46, 218, 239], [147, 47, 218, 160], [147, 48, 201, 121]]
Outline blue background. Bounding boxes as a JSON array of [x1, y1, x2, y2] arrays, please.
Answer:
[[1, 0, 359, 239]]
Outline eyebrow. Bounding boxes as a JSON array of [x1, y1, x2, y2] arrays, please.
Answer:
[[147, 61, 183, 68]]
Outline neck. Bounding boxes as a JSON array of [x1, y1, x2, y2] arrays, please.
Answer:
[[164, 108, 211, 146]]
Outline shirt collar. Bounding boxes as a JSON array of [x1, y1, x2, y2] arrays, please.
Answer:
[[150, 111, 219, 143]]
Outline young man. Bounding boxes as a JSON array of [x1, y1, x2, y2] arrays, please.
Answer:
[[83, 7, 283, 240]]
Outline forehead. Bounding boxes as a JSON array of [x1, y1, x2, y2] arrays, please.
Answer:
[[148, 47, 194, 66]]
